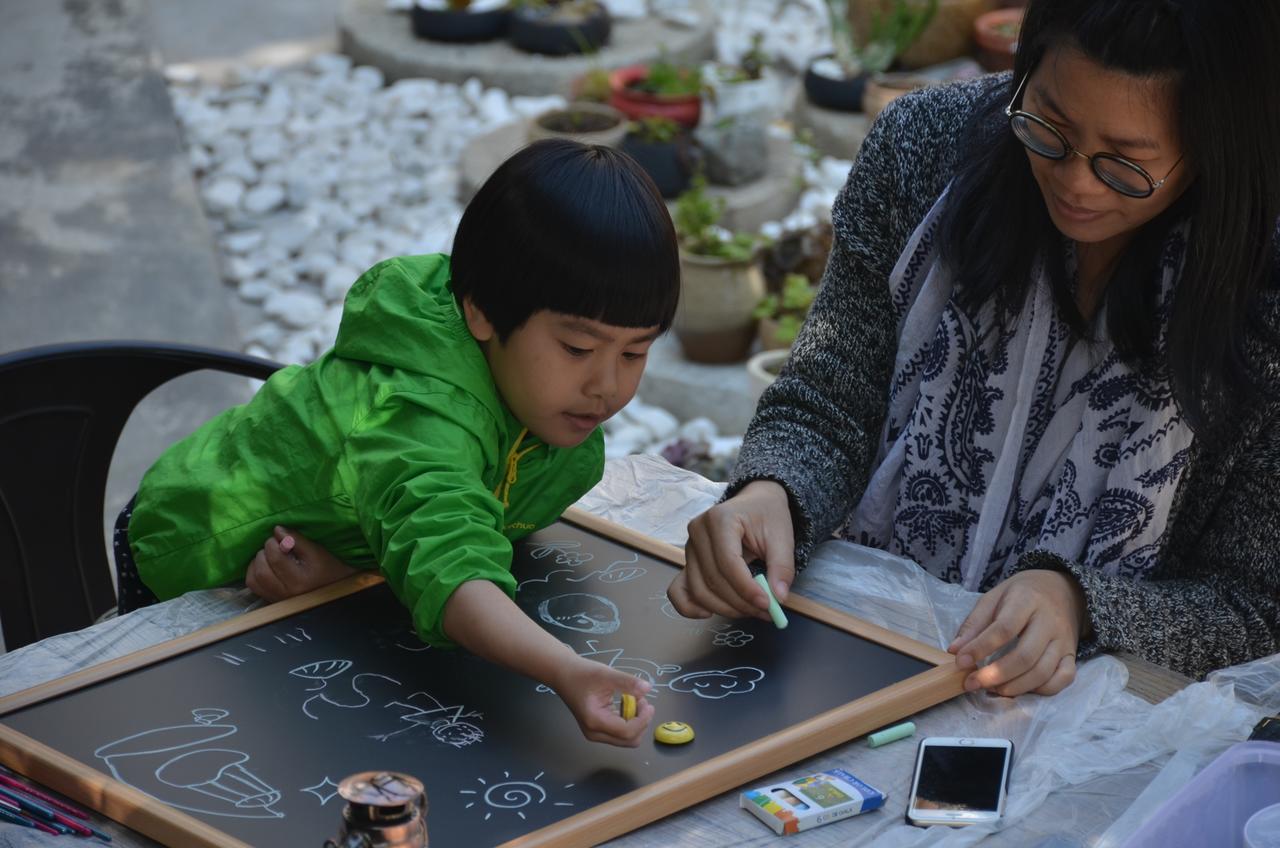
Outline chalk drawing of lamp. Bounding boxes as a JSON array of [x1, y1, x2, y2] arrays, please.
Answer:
[[94, 708, 285, 819]]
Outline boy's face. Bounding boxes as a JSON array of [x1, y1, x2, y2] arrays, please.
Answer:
[[464, 300, 660, 448]]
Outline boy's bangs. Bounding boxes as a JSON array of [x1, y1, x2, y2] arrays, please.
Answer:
[[521, 211, 681, 332]]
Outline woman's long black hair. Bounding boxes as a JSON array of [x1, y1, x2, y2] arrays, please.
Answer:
[[937, 0, 1280, 430]]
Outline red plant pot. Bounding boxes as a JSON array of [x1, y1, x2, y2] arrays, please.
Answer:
[[974, 8, 1024, 71], [607, 64, 702, 129]]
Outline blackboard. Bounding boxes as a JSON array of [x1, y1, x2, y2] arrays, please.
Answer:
[[0, 509, 964, 848]]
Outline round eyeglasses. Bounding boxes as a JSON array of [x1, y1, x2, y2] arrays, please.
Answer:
[[1005, 71, 1183, 199]]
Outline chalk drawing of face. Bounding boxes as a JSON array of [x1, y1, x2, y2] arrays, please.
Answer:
[[668, 667, 765, 699], [537, 594, 620, 634]]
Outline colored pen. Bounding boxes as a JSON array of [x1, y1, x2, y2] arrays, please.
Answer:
[[0, 801, 60, 835], [0, 770, 91, 819]]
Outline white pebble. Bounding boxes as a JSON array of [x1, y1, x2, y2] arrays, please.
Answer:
[[264, 290, 326, 328], [242, 183, 286, 215]]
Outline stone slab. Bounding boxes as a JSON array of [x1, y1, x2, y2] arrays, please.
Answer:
[[339, 0, 715, 97], [460, 119, 804, 234], [639, 335, 758, 436], [0, 0, 255, 610], [792, 94, 871, 161]]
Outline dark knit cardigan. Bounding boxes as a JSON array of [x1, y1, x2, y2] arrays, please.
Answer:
[[730, 74, 1280, 681]]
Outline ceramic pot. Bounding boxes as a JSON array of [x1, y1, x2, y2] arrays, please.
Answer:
[[708, 71, 780, 121], [803, 57, 869, 113], [974, 7, 1023, 71], [527, 102, 627, 147], [508, 4, 611, 56], [410, 6, 508, 42], [619, 132, 700, 198], [608, 65, 702, 129], [847, 0, 995, 69], [675, 251, 766, 364]]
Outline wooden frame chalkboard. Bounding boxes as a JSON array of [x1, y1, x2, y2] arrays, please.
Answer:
[[0, 508, 966, 847]]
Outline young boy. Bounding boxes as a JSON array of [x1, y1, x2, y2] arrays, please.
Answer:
[[117, 140, 680, 748]]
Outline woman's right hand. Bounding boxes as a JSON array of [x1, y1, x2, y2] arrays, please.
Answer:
[[667, 480, 796, 621]]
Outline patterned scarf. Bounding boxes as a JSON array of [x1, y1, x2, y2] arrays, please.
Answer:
[[846, 191, 1194, 591]]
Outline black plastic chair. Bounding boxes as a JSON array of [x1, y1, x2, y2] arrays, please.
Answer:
[[0, 341, 282, 651]]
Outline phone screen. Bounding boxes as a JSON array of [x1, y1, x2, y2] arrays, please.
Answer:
[[913, 745, 1007, 812]]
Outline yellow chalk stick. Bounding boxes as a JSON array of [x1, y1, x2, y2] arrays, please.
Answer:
[[620, 693, 637, 720]]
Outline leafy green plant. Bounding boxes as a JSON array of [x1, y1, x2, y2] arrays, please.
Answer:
[[717, 32, 769, 83], [753, 273, 818, 346], [674, 175, 764, 262], [630, 54, 703, 97], [576, 67, 612, 102], [628, 116, 680, 144], [822, 0, 938, 76]]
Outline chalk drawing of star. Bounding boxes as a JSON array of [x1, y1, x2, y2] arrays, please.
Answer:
[[302, 777, 341, 805]]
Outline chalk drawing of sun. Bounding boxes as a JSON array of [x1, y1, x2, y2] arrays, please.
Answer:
[[459, 771, 575, 821]]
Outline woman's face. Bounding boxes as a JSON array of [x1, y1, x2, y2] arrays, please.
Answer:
[[1021, 45, 1193, 247]]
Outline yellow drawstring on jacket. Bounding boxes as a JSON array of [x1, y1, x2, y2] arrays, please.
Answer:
[[493, 427, 539, 508]]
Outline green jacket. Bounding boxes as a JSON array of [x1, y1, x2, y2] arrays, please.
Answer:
[[129, 254, 604, 646]]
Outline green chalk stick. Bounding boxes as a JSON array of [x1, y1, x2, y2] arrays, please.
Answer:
[[868, 721, 916, 748], [753, 573, 789, 629]]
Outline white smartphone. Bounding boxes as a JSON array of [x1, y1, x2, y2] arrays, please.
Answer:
[[905, 737, 1013, 828]]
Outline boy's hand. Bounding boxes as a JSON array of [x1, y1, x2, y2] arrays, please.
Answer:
[[245, 525, 358, 602], [552, 658, 654, 747], [669, 480, 795, 622]]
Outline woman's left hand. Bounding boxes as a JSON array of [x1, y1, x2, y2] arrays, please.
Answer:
[[948, 569, 1091, 697]]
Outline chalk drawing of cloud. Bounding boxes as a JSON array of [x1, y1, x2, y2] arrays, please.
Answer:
[[667, 667, 765, 699]]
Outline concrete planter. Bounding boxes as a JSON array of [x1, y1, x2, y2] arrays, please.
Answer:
[[746, 348, 790, 402], [526, 102, 627, 147], [675, 251, 765, 364]]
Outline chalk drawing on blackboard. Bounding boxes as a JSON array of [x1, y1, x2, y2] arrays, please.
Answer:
[[710, 624, 755, 648], [302, 777, 341, 805], [288, 660, 401, 720], [459, 771, 575, 822], [528, 541, 594, 566], [93, 708, 284, 820], [217, 652, 246, 666], [373, 691, 485, 747], [666, 667, 765, 699], [518, 552, 646, 592], [536, 593, 621, 634]]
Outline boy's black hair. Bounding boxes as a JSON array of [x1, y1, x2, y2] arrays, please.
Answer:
[[450, 138, 681, 341], [937, 0, 1280, 431]]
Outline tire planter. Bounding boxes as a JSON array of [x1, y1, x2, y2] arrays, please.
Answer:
[[527, 102, 628, 148], [802, 58, 869, 113], [674, 251, 766, 364], [508, 5, 611, 56], [410, 7, 508, 43], [608, 65, 702, 129], [618, 133, 699, 199]]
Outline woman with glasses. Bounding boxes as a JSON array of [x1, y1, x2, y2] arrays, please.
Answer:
[[669, 0, 1280, 695]]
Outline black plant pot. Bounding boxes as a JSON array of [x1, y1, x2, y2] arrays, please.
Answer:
[[619, 133, 700, 199], [802, 58, 869, 113], [411, 7, 509, 43], [508, 5, 611, 56]]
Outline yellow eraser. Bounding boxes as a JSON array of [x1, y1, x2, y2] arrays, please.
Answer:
[[654, 721, 695, 745], [620, 693, 637, 720]]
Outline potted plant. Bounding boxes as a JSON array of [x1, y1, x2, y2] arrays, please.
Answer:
[[618, 116, 700, 198], [804, 0, 937, 113], [753, 273, 818, 350], [707, 33, 780, 121], [851, 0, 990, 70], [608, 56, 704, 129], [527, 101, 628, 147], [974, 6, 1023, 71], [671, 175, 768, 363], [411, 0, 509, 43], [508, 0, 611, 56], [571, 66, 613, 103]]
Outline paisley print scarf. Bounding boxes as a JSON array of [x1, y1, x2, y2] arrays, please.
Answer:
[[846, 191, 1194, 591]]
